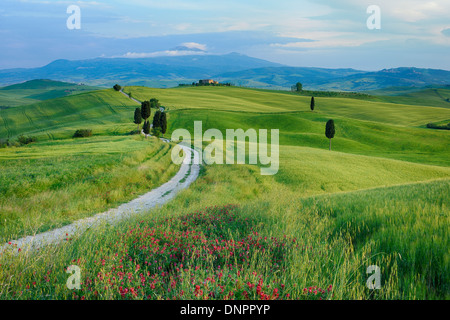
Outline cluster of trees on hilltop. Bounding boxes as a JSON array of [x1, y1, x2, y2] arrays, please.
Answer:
[[291, 82, 303, 92]]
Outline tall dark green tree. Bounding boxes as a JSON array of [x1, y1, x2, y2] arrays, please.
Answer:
[[143, 120, 150, 138], [296, 82, 303, 92], [141, 101, 151, 121], [152, 110, 162, 129], [160, 112, 167, 136], [325, 119, 335, 151], [310, 97, 315, 111], [134, 107, 142, 130]]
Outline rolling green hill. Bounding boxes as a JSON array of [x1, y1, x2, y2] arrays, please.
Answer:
[[368, 86, 450, 109], [127, 86, 450, 126], [0, 84, 449, 300], [0, 79, 100, 108], [169, 109, 449, 167], [1, 86, 448, 167], [0, 88, 137, 140]]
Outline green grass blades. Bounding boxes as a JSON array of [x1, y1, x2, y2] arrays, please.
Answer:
[[301, 179, 450, 299]]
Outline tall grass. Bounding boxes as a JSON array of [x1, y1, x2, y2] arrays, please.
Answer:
[[302, 179, 450, 299]]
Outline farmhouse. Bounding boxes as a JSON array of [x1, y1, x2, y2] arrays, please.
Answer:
[[199, 79, 219, 85]]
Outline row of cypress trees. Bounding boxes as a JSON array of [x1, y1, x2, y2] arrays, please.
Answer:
[[133, 98, 167, 138]]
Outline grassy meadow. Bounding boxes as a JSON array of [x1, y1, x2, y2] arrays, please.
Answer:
[[0, 84, 448, 300]]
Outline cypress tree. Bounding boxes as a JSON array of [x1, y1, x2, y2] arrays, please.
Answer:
[[141, 101, 151, 121], [143, 120, 150, 137], [325, 119, 335, 151], [161, 112, 167, 135], [134, 107, 142, 130], [310, 97, 315, 111], [152, 110, 162, 129]]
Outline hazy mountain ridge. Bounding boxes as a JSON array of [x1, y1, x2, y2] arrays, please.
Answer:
[[0, 53, 448, 91], [216, 66, 450, 91], [311, 67, 450, 91], [0, 53, 282, 87]]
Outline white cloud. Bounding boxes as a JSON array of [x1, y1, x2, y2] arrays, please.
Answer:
[[117, 50, 208, 58], [381, 0, 450, 22], [272, 39, 369, 49], [113, 0, 212, 11], [311, 0, 450, 23], [181, 42, 207, 51], [174, 23, 192, 31]]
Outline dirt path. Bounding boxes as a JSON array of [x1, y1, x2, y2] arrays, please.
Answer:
[[1, 144, 200, 254], [120, 89, 166, 112], [120, 89, 142, 104]]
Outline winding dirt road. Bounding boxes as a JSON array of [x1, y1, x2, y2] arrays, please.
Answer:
[[120, 89, 142, 104], [1, 144, 200, 254]]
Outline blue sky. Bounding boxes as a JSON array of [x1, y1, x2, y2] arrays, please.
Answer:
[[1, 0, 449, 70]]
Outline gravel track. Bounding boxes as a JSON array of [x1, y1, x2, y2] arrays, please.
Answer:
[[1, 144, 200, 254]]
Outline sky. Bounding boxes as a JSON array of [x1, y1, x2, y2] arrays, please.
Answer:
[[0, 0, 449, 70]]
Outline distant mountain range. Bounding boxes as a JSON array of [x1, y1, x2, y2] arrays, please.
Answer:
[[0, 53, 280, 88], [1, 53, 449, 91]]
